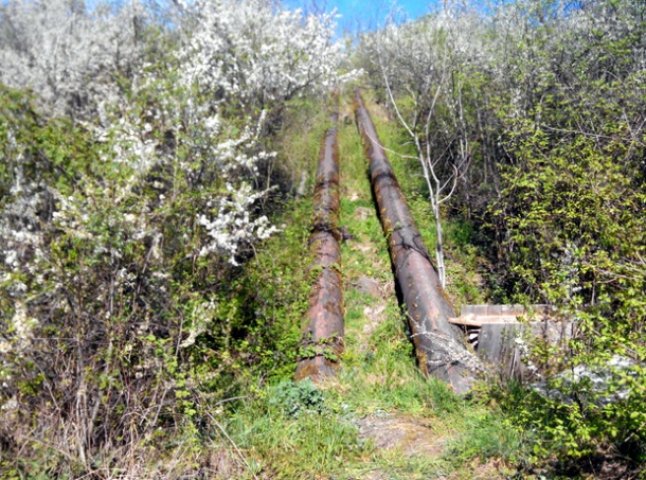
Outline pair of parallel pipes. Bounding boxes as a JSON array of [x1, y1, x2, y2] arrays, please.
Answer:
[[296, 91, 480, 393]]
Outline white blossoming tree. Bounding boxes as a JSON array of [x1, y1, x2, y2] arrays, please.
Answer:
[[0, 0, 146, 119], [0, 0, 349, 475], [181, 0, 343, 110]]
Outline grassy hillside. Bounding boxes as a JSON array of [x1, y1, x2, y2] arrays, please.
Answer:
[[204, 92, 521, 480]]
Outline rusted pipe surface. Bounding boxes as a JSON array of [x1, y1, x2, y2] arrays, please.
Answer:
[[295, 109, 344, 382], [353, 89, 480, 393]]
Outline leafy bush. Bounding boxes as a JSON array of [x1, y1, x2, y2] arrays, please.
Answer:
[[268, 380, 326, 416], [490, 118, 645, 465], [485, 4, 645, 466], [356, 0, 645, 472]]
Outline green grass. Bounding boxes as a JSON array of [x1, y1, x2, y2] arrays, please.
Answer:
[[273, 96, 335, 191], [227, 385, 362, 479]]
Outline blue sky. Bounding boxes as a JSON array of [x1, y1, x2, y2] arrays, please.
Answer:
[[79, 1, 441, 35], [282, 0, 440, 35]]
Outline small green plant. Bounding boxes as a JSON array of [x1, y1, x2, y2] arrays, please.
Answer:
[[268, 380, 326, 416]]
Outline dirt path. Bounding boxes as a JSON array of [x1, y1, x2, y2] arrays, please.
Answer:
[[327, 97, 452, 479]]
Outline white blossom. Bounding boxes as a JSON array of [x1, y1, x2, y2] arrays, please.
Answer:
[[197, 183, 278, 265], [0, 0, 146, 118], [180, 0, 347, 107]]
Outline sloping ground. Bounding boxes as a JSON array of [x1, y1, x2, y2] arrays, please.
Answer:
[[219, 94, 521, 480], [320, 96, 514, 479]]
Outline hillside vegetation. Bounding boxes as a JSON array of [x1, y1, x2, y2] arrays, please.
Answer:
[[0, 0, 643, 478]]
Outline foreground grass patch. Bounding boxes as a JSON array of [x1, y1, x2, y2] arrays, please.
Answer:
[[227, 381, 364, 479]]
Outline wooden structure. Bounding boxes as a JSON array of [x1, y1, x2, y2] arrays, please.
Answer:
[[451, 305, 574, 379]]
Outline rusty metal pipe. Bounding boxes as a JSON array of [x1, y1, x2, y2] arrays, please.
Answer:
[[353, 89, 480, 393], [295, 108, 344, 382]]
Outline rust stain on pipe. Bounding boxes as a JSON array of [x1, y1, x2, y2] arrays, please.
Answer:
[[295, 107, 344, 382], [353, 89, 480, 394]]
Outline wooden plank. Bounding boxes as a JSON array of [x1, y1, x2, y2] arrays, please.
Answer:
[[450, 304, 558, 327], [448, 315, 519, 327]]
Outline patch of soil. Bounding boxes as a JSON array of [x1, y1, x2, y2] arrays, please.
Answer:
[[355, 275, 382, 298], [351, 274, 395, 344], [357, 414, 446, 458], [360, 471, 389, 480], [361, 304, 388, 344], [451, 458, 508, 479], [206, 448, 246, 479], [353, 241, 376, 256]]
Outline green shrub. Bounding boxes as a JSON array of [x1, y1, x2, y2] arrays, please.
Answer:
[[489, 112, 645, 466]]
